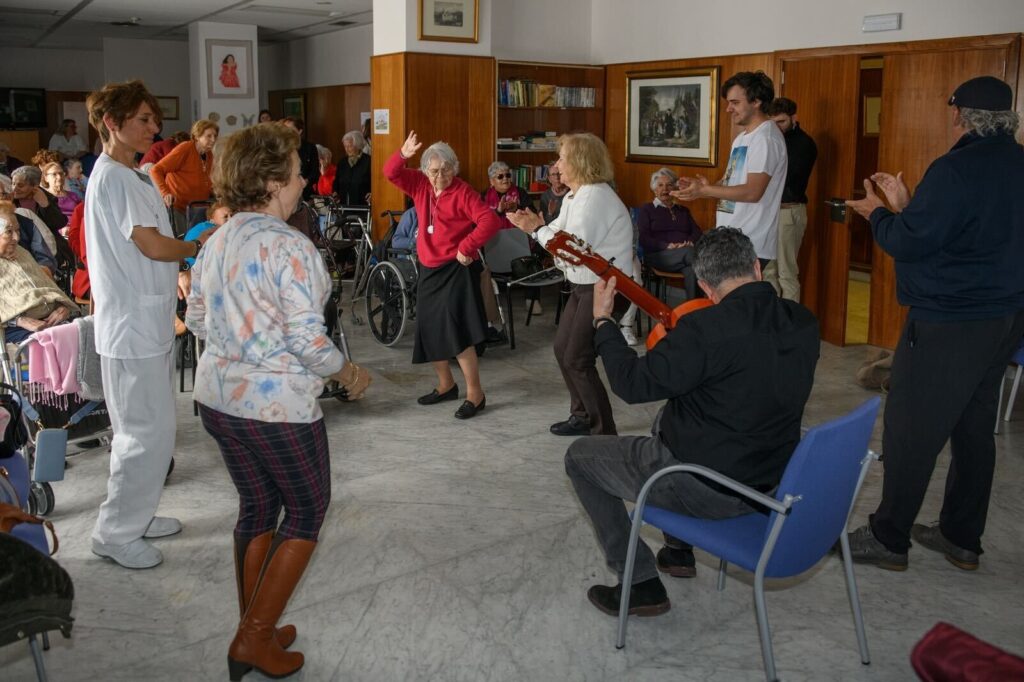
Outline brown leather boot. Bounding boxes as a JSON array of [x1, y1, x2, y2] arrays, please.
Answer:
[[234, 533, 297, 649], [228, 538, 315, 681]]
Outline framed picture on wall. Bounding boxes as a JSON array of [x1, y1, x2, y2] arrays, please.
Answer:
[[206, 39, 254, 99], [155, 96, 180, 121], [418, 0, 479, 43], [626, 66, 720, 166], [282, 95, 306, 121]]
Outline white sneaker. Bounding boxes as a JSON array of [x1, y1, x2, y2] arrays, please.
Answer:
[[620, 326, 639, 346], [144, 516, 183, 539], [527, 300, 544, 316], [92, 538, 164, 569]]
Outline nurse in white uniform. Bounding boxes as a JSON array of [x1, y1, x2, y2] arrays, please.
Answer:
[[84, 80, 207, 569]]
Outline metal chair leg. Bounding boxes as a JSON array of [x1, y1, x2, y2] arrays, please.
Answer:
[[42, 631, 50, 650], [505, 284, 516, 350], [996, 374, 1005, 433], [1004, 365, 1023, 422], [616, 509, 646, 650], [839, 531, 871, 664], [753, 576, 778, 682], [28, 634, 48, 682], [717, 559, 728, 591]]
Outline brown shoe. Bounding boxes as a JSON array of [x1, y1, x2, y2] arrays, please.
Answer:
[[912, 523, 980, 571], [235, 532, 297, 649], [228, 538, 315, 681]]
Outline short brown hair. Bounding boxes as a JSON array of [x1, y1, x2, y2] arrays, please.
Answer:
[[767, 97, 797, 117], [213, 123, 300, 212], [87, 80, 161, 144], [39, 162, 64, 190], [31, 149, 62, 168], [191, 118, 220, 140], [558, 132, 614, 185], [282, 116, 304, 132]]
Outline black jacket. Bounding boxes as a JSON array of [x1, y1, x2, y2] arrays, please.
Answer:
[[870, 132, 1024, 321], [780, 124, 817, 204], [333, 153, 371, 206], [298, 141, 320, 200], [595, 281, 820, 491]]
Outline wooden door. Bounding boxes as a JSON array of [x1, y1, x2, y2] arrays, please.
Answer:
[[870, 46, 1017, 347], [780, 54, 861, 345]]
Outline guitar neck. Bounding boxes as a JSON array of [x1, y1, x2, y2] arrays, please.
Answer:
[[545, 231, 674, 327]]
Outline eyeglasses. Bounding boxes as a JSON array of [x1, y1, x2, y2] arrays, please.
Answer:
[[425, 167, 453, 178], [492, 173, 512, 180], [549, 172, 561, 178]]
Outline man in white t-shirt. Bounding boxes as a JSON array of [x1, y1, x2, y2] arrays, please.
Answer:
[[674, 71, 787, 273]]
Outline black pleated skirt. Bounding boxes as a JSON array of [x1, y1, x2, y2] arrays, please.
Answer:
[[412, 259, 487, 363]]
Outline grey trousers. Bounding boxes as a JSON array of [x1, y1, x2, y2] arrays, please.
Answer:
[[565, 418, 755, 584]]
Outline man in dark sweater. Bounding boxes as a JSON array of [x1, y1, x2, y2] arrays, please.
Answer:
[[282, 116, 320, 201], [766, 97, 817, 302], [566, 227, 820, 616], [846, 76, 1024, 572]]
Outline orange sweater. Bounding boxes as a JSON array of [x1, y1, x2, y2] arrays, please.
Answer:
[[150, 141, 214, 211]]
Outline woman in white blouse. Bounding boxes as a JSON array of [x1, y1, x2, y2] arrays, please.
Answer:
[[48, 119, 89, 160], [186, 122, 370, 681], [508, 132, 634, 437]]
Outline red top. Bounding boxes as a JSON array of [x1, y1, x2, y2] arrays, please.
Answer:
[[383, 149, 500, 268], [316, 164, 337, 196], [67, 201, 90, 300], [140, 138, 178, 167]]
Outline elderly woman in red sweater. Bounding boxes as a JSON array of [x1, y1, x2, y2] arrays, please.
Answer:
[[150, 119, 218, 234], [384, 131, 501, 419]]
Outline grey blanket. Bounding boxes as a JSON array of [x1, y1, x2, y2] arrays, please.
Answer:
[[75, 316, 104, 400]]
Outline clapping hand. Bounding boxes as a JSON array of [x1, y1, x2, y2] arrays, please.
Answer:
[[846, 179, 886, 220], [870, 171, 911, 212], [506, 207, 544, 234], [671, 175, 707, 202], [401, 131, 422, 159]]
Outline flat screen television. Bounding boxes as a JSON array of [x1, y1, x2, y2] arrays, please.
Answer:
[[0, 88, 47, 129]]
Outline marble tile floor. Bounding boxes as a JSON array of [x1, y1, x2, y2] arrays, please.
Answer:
[[3, 298, 1024, 681]]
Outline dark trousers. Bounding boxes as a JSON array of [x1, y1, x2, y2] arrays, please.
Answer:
[[553, 284, 616, 435], [645, 247, 697, 300], [870, 312, 1024, 554], [199, 405, 332, 542]]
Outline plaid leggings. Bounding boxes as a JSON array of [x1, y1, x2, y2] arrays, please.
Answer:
[[198, 405, 331, 541]]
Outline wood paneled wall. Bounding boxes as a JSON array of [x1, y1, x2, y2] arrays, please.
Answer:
[[268, 83, 370, 163], [604, 54, 776, 229], [370, 53, 408, 237]]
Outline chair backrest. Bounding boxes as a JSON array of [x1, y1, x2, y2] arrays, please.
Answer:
[[483, 228, 533, 274], [763, 397, 881, 577]]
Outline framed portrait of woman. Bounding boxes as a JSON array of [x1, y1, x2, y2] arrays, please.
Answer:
[[206, 39, 254, 99]]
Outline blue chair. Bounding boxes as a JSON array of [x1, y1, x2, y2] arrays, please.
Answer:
[[996, 338, 1024, 432], [617, 397, 881, 682]]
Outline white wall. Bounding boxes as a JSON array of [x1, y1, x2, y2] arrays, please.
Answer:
[[0, 47, 104, 91], [374, 0, 493, 56], [261, 24, 372, 94], [102, 38, 191, 135], [189, 21, 261, 136], [590, 0, 1024, 63], [491, 0, 592, 63], [373, 0, 407, 56]]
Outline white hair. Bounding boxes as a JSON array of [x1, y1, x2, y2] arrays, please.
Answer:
[[958, 106, 1020, 137], [649, 167, 678, 191], [342, 130, 366, 151], [420, 142, 459, 176], [316, 144, 332, 162], [487, 161, 510, 178]]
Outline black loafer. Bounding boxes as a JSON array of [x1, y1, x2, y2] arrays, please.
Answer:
[[550, 415, 591, 436], [586, 577, 670, 617], [417, 384, 459, 405], [454, 397, 485, 419], [656, 545, 697, 578]]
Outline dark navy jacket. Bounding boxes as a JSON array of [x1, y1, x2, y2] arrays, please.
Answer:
[[870, 132, 1024, 321]]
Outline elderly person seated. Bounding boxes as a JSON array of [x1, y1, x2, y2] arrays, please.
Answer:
[[48, 119, 89, 160], [315, 144, 336, 197], [482, 161, 530, 228], [0, 174, 56, 273], [0, 142, 23, 177], [638, 167, 703, 301], [10, 165, 68, 237], [332, 130, 370, 206], [63, 158, 88, 200], [0, 201, 78, 344], [540, 163, 569, 225], [41, 161, 82, 221]]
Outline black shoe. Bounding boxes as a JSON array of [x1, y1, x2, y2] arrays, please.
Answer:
[[845, 524, 908, 571], [587, 577, 670, 617], [485, 326, 507, 345], [454, 397, 485, 419], [656, 545, 697, 578], [912, 523, 979, 571], [417, 384, 459, 405], [550, 415, 591, 436]]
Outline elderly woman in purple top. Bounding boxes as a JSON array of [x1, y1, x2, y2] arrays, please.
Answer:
[[637, 167, 703, 300]]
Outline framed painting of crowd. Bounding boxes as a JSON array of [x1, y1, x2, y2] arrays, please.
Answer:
[[418, 0, 479, 43], [626, 66, 720, 166]]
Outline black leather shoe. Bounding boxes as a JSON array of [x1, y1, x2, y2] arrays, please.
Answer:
[[454, 397, 485, 419], [550, 415, 591, 436], [912, 523, 979, 571], [587, 577, 670, 617], [417, 384, 459, 405], [656, 545, 697, 578]]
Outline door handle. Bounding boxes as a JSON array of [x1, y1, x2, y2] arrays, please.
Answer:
[[823, 198, 849, 223]]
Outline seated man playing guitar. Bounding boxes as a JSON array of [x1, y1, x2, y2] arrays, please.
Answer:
[[565, 227, 820, 617]]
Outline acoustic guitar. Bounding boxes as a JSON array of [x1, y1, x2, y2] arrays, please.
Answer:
[[545, 231, 711, 350]]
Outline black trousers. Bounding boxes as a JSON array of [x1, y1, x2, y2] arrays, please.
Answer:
[[645, 246, 696, 300], [870, 311, 1024, 554]]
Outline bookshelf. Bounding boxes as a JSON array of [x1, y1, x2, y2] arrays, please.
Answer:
[[495, 60, 605, 192]]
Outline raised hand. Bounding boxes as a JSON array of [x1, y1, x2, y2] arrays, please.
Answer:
[[870, 171, 911, 212], [846, 178, 886, 220], [400, 131, 422, 159], [506, 207, 545, 234]]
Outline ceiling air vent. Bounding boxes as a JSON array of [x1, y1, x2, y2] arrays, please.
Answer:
[[110, 17, 142, 27], [329, 20, 355, 26]]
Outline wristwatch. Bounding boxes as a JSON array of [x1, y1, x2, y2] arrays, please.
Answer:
[[190, 239, 202, 257], [592, 315, 616, 330]]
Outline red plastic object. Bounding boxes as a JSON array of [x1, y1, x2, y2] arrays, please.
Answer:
[[911, 622, 1024, 681]]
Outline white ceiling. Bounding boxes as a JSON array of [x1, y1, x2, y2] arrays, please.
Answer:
[[0, 0, 374, 50]]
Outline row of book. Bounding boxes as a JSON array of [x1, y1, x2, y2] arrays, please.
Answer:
[[497, 131, 559, 151], [498, 79, 597, 108], [507, 164, 551, 191]]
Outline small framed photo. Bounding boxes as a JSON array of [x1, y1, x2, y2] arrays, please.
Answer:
[[419, 0, 479, 43], [155, 96, 179, 121], [863, 95, 881, 136], [282, 95, 306, 121], [206, 39, 254, 99], [626, 66, 721, 167]]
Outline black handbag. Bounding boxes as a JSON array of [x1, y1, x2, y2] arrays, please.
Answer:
[[510, 255, 544, 282]]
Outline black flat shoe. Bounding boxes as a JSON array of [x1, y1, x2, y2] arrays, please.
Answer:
[[550, 415, 591, 436], [454, 397, 486, 419], [587, 577, 670, 617], [418, 384, 459, 405]]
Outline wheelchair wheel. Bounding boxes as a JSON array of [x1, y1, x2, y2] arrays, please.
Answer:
[[365, 261, 409, 346], [28, 481, 55, 516]]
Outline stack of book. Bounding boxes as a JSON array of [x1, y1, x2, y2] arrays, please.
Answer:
[[496, 131, 559, 151], [498, 79, 597, 108]]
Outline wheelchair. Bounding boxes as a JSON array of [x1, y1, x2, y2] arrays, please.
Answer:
[[365, 210, 419, 347], [311, 197, 374, 323]]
